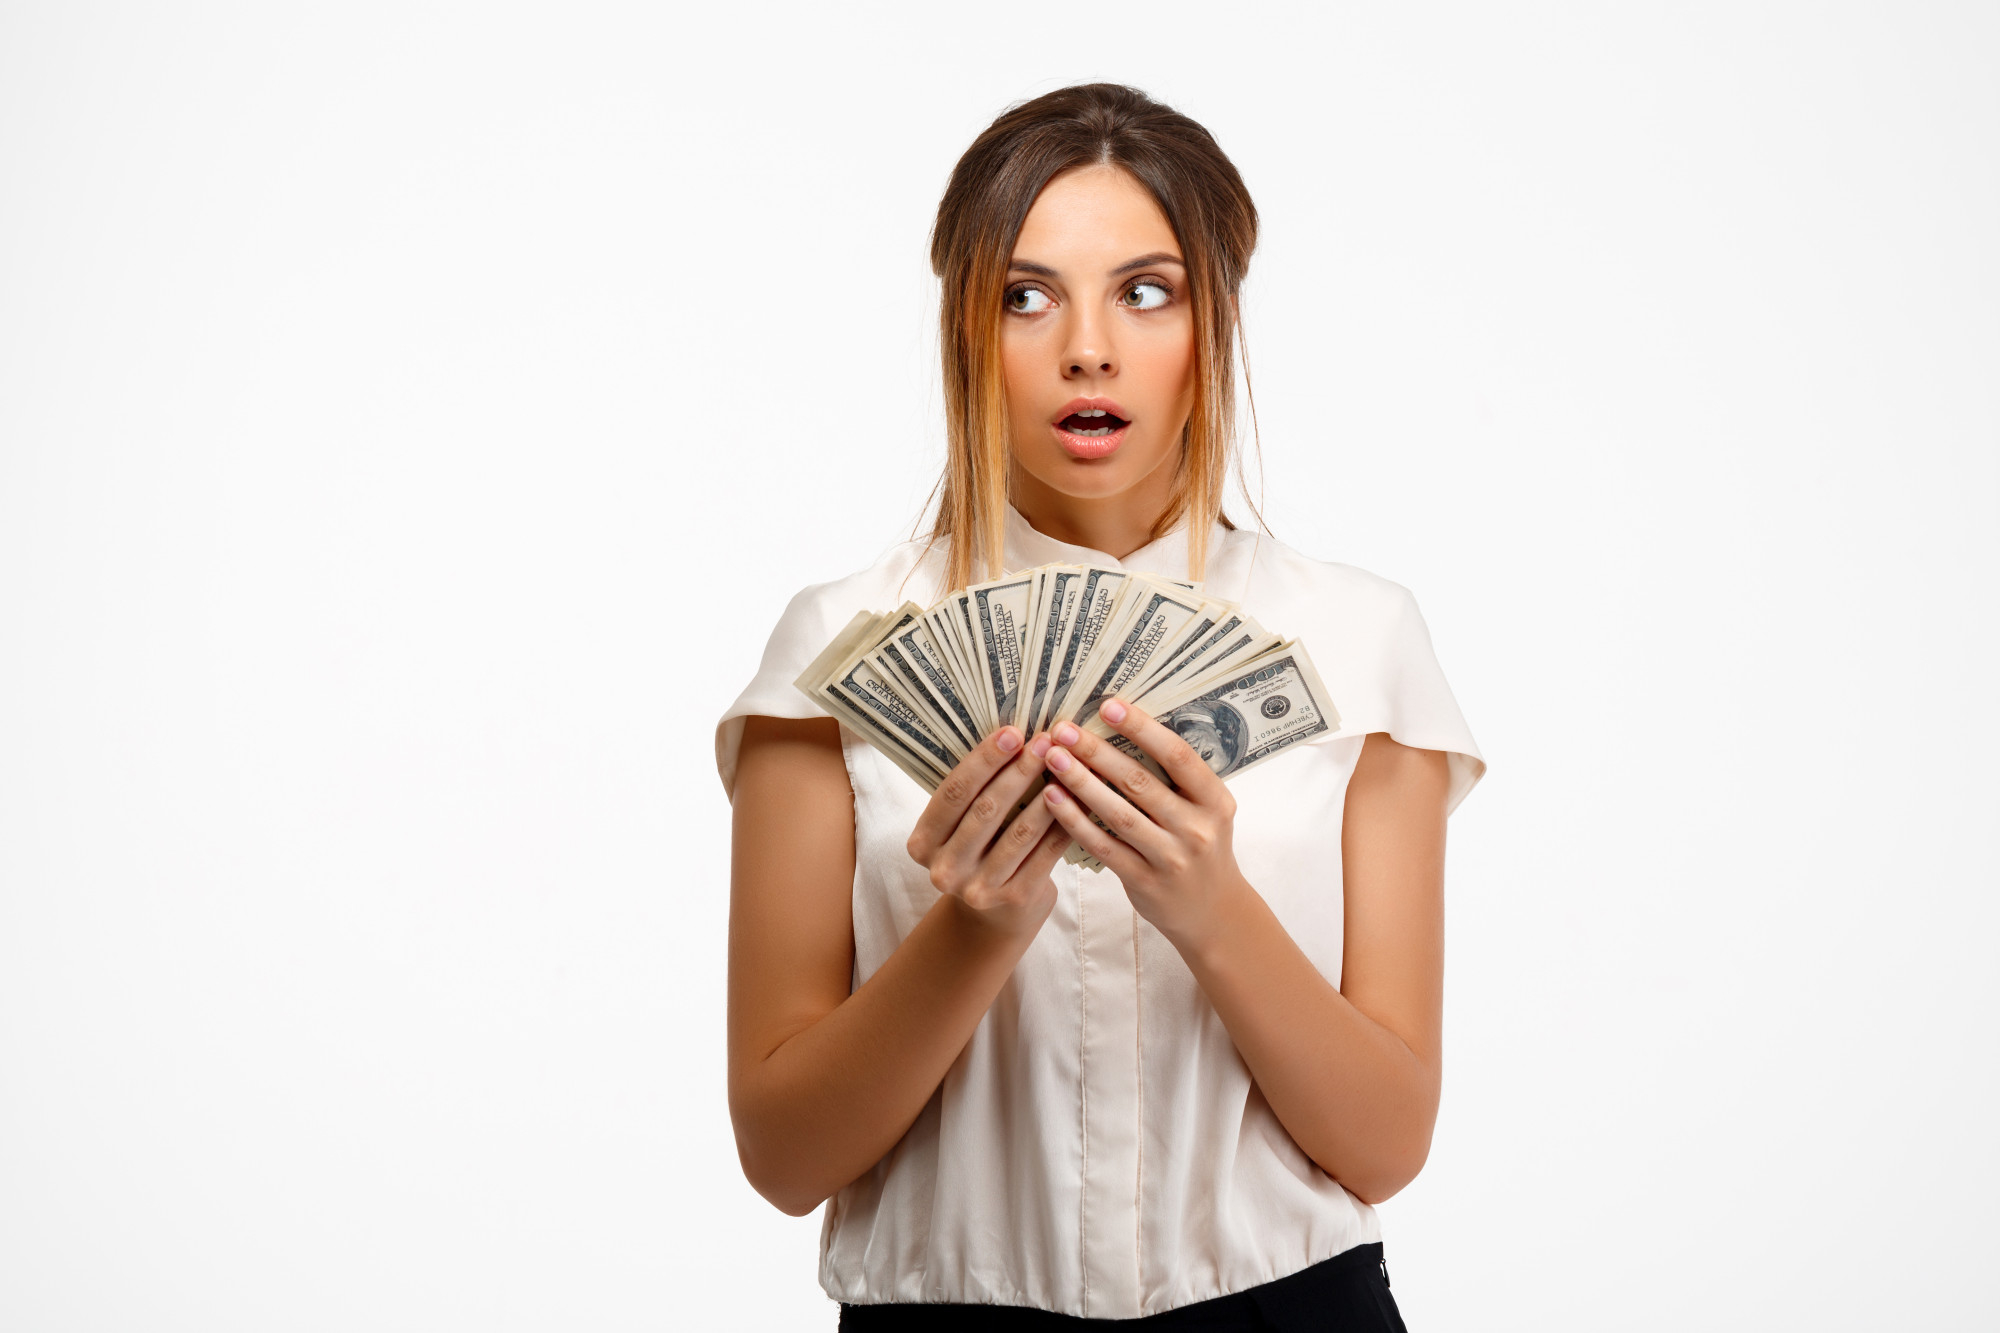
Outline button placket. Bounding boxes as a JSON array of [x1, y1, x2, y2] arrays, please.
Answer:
[[1076, 864, 1143, 1317]]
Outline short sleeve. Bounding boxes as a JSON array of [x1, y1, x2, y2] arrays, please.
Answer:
[[713, 581, 842, 800], [1327, 583, 1486, 815]]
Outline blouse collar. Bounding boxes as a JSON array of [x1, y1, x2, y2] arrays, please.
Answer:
[[1001, 503, 1230, 582]]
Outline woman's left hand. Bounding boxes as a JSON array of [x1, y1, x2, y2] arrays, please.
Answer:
[[1038, 697, 1250, 949]]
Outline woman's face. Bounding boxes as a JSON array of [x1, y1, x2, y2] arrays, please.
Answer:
[[1000, 165, 1196, 510]]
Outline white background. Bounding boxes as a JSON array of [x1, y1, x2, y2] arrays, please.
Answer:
[[3, 3, 1995, 1328]]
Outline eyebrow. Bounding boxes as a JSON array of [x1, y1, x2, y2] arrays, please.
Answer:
[[1111, 251, 1186, 277], [1007, 251, 1187, 279]]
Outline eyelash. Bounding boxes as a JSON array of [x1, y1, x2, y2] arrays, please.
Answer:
[[1004, 283, 1054, 314], [1002, 278, 1177, 313]]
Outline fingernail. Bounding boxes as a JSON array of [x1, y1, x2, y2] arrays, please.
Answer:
[[1101, 699, 1127, 724], [1044, 784, 1069, 804], [1028, 735, 1052, 758], [996, 728, 1021, 753], [1047, 747, 1073, 772], [1053, 722, 1081, 746]]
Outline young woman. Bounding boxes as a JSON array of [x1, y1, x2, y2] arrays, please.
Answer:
[[716, 84, 1483, 1330]]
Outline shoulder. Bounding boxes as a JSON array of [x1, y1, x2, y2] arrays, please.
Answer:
[[716, 536, 948, 797], [765, 536, 948, 647], [1220, 529, 1427, 646], [1219, 528, 1484, 805]]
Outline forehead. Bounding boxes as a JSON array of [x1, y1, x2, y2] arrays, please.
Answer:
[[1012, 165, 1179, 265]]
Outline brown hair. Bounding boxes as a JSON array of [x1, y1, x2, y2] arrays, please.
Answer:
[[925, 83, 1260, 589]]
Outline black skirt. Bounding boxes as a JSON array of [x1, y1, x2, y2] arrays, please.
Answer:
[[837, 1242, 1407, 1331]]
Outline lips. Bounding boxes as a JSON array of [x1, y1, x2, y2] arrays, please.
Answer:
[[1052, 397, 1131, 460], [1058, 409, 1128, 436]]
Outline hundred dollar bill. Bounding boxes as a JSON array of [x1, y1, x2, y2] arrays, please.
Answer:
[[1018, 565, 1087, 733], [1124, 643, 1338, 775], [1121, 599, 1237, 699], [1061, 644, 1340, 866], [919, 602, 979, 727], [940, 592, 989, 733], [876, 619, 983, 756], [822, 609, 963, 778], [1128, 613, 1279, 710], [1063, 580, 1210, 728], [856, 601, 986, 758], [796, 607, 899, 696], [967, 572, 1035, 734], [792, 562, 1343, 874], [795, 610, 951, 793], [1033, 566, 1130, 734], [864, 643, 971, 761], [1014, 567, 1052, 729]]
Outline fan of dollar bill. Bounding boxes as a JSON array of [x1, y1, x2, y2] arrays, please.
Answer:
[[794, 562, 1340, 869]]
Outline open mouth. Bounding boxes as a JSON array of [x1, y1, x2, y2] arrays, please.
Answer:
[[1057, 408, 1129, 437]]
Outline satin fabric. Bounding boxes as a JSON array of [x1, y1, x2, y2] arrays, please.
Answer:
[[716, 508, 1483, 1320]]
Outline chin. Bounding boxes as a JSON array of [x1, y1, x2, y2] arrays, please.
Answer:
[[1024, 460, 1148, 503], [1020, 442, 1176, 503]]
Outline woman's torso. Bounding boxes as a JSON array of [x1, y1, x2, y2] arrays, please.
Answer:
[[716, 508, 1483, 1320]]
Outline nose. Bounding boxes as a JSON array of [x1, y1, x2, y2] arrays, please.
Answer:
[[1061, 304, 1116, 379]]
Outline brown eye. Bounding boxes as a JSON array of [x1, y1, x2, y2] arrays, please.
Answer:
[[1121, 282, 1170, 310], [1007, 287, 1054, 314]]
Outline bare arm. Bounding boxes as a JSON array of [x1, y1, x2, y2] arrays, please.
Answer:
[[1177, 733, 1446, 1204], [726, 717, 1069, 1216], [1041, 707, 1449, 1205]]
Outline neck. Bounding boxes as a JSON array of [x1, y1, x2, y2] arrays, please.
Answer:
[[1009, 457, 1182, 561]]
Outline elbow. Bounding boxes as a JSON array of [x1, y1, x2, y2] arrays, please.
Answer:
[[735, 1139, 830, 1218], [1339, 1076, 1441, 1206], [730, 1099, 832, 1218], [758, 1178, 828, 1219], [1348, 1175, 1412, 1208], [1335, 1134, 1433, 1208]]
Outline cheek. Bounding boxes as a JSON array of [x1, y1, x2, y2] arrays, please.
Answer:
[[1000, 342, 1028, 399], [999, 334, 1048, 424], [1130, 319, 1197, 412]]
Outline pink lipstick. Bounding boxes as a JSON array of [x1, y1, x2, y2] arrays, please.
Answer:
[[1052, 396, 1131, 460]]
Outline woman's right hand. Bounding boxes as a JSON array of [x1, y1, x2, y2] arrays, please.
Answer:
[[905, 727, 1069, 938], [731, 717, 1067, 1215]]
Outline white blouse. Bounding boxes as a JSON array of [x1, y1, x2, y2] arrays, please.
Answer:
[[715, 505, 1484, 1320]]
